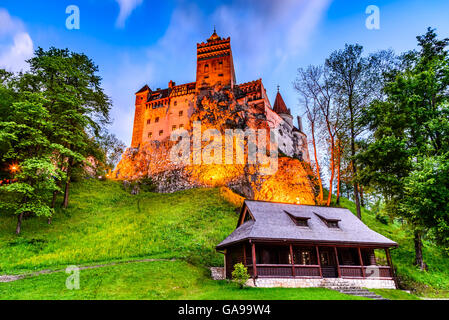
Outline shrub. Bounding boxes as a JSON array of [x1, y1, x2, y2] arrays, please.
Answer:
[[231, 263, 250, 289]]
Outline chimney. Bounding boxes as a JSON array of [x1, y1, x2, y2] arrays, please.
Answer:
[[297, 116, 304, 132], [168, 80, 176, 89]]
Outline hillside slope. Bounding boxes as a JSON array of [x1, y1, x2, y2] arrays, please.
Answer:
[[0, 179, 448, 298]]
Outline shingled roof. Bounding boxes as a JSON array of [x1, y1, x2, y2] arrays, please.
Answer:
[[216, 200, 397, 249]]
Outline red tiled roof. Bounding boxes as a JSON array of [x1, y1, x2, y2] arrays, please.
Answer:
[[273, 91, 290, 115]]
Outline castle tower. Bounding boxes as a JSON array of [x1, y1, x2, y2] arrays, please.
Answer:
[[273, 88, 293, 128], [196, 29, 236, 89]]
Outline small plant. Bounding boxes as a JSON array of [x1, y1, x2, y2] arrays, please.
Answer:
[[231, 263, 250, 289]]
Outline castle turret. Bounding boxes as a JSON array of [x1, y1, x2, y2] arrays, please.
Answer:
[[273, 89, 293, 128], [196, 29, 236, 89]]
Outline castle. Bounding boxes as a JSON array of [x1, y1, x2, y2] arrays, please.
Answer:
[[130, 30, 310, 163]]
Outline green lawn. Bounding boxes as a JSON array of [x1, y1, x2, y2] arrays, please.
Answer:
[[0, 179, 236, 274], [0, 260, 364, 300], [1, 179, 449, 299]]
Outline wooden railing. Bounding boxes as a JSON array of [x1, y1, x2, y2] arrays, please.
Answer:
[[248, 265, 321, 278], [340, 266, 392, 279], [247, 265, 392, 279]]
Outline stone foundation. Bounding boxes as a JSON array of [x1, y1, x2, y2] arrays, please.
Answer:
[[246, 278, 396, 289], [210, 267, 226, 280]]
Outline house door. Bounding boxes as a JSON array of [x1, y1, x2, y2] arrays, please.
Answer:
[[320, 248, 338, 278]]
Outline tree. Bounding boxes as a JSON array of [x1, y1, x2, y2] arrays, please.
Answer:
[[325, 45, 391, 218], [295, 66, 343, 206], [231, 263, 250, 289], [0, 93, 64, 234], [358, 28, 449, 269], [23, 48, 111, 209]]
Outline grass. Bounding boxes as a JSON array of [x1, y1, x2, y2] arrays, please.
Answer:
[[0, 179, 236, 274], [1, 179, 449, 299], [369, 289, 420, 300], [0, 260, 365, 300]]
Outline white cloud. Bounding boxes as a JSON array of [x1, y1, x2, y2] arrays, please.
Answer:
[[115, 0, 143, 28], [0, 8, 33, 73]]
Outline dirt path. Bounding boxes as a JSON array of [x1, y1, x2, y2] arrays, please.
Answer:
[[0, 258, 177, 283]]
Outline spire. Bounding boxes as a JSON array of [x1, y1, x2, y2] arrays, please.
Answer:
[[207, 27, 221, 42], [273, 90, 290, 115]]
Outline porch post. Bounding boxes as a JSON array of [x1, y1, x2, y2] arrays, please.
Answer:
[[334, 246, 341, 278], [289, 244, 295, 277], [385, 248, 398, 288], [357, 247, 366, 278], [315, 246, 323, 278], [243, 244, 247, 267], [251, 242, 257, 278]]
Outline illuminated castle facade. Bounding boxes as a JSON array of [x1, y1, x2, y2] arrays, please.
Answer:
[[130, 31, 310, 162]]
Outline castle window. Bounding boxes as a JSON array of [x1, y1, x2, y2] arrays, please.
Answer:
[[155, 117, 159, 123], [148, 132, 152, 138], [179, 111, 183, 117], [159, 130, 164, 136], [147, 119, 151, 125]]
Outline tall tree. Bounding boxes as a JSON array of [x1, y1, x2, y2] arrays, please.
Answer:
[[0, 92, 64, 234], [358, 28, 449, 269], [325, 45, 390, 219], [23, 48, 111, 208]]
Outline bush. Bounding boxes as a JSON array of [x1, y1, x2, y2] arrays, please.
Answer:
[[231, 263, 250, 289]]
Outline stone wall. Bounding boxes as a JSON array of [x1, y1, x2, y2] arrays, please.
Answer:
[[246, 278, 396, 289]]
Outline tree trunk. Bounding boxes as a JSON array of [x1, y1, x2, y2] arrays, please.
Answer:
[[311, 122, 324, 204], [336, 140, 342, 205], [326, 136, 336, 207], [349, 103, 362, 219], [414, 231, 427, 271], [62, 177, 70, 209], [359, 184, 365, 207], [16, 212, 23, 235], [62, 162, 72, 209]]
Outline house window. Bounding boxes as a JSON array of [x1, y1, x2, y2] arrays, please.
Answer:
[[172, 125, 177, 131], [204, 64, 209, 73], [174, 101, 177, 106], [179, 124, 184, 129], [179, 111, 183, 117], [327, 221, 339, 228], [155, 117, 159, 123], [148, 132, 152, 138], [218, 73, 223, 77], [159, 130, 164, 136], [294, 219, 309, 227], [147, 119, 151, 125]]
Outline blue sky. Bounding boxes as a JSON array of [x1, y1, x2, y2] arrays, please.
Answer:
[[1, 0, 449, 146]]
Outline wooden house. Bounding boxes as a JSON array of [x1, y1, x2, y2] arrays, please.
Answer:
[[216, 200, 398, 289]]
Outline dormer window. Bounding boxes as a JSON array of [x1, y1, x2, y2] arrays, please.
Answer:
[[315, 213, 340, 229], [285, 211, 310, 227], [294, 218, 309, 227], [327, 221, 339, 228]]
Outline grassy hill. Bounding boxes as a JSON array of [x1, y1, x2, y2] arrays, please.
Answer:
[[0, 179, 446, 299]]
